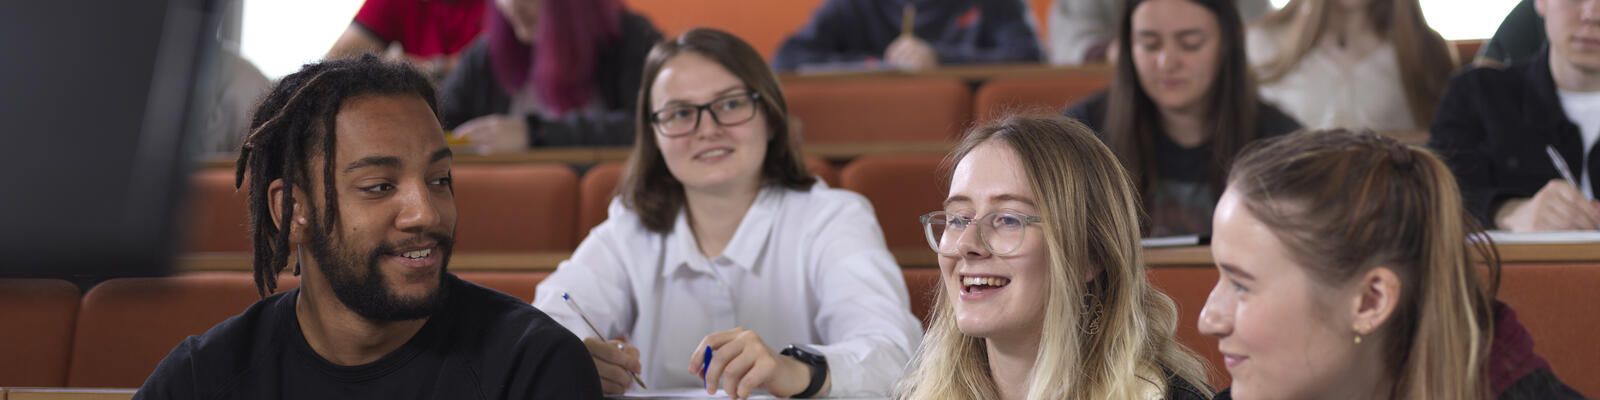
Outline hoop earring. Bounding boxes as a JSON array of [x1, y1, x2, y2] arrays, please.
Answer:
[[1080, 290, 1104, 336]]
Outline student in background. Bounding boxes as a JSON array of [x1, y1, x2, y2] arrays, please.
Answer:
[[1047, 0, 1272, 65], [1202, 129, 1585, 399], [1248, 0, 1454, 133], [1430, 0, 1600, 232], [771, 0, 1042, 72], [137, 56, 602, 399], [1064, 0, 1301, 237], [898, 115, 1209, 400], [1477, 0, 1547, 67], [438, 0, 661, 152], [530, 29, 922, 398], [325, 0, 486, 82]]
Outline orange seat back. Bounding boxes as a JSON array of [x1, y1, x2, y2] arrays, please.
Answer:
[[182, 169, 251, 253], [622, 0, 824, 59], [902, 268, 943, 329], [0, 279, 80, 387], [974, 74, 1112, 122], [1499, 263, 1600, 397], [68, 273, 300, 388], [786, 79, 972, 144], [839, 155, 949, 250], [574, 157, 838, 244], [456, 271, 550, 303], [1147, 267, 1228, 390], [577, 162, 628, 242], [451, 164, 578, 252]]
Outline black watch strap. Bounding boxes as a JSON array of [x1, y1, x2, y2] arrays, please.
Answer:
[[781, 344, 828, 398]]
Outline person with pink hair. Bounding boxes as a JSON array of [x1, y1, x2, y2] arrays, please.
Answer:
[[440, 0, 661, 152]]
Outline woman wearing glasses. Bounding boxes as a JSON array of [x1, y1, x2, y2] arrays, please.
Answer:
[[898, 114, 1210, 399], [531, 28, 922, 399]]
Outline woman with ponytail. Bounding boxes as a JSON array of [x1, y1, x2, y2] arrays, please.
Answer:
[[1200, 129, 1584, 399], [439, 0, 661, 151]]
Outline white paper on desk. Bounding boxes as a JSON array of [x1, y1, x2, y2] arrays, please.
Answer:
[[1141, 235, 1202, 248], [608, 389, 776, 399], [1480, 230, 1600, 244]]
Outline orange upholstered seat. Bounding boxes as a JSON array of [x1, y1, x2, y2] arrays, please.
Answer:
[[182, 169, 251, 253], [839, 155, 949, 249], [901, 268, 943, 329], [573, 157, 838, 244], [1499, 263, 1600, 397], [1147, 266, 1228, 390], [457, 271, 550, 303], [786, 79, 973, 144], [0, 279, 81, 387], [623, 0, 825, 59], [451, 164, 579, 252], [67, 273, 300, 388], [974, 74, 1112, 122]]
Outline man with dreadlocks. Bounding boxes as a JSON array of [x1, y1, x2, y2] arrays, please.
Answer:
[[134, 55, 602, 399]]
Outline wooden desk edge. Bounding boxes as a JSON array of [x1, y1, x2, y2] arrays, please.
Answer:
[[179, 242, 1600, 273], [0, 388, 136, 400]]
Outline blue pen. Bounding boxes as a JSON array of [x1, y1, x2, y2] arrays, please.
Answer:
[[562, 293, 647, 389], [701, 345, 714, 382]]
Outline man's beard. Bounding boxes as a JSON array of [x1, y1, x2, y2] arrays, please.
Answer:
[[305, 220, 454, 322]]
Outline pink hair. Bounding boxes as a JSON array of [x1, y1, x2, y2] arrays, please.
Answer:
[[486, 0, 623, 116]]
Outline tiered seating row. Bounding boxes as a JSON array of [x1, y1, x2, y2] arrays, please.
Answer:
[[4, 264, 1595, 395]]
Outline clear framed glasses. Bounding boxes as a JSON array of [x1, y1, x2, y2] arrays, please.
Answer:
[[650, 92, 762, 137], [919, 210, 1042, 256]]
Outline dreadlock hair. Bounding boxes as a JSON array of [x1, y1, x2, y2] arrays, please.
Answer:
[[234, 54, 439, 298]]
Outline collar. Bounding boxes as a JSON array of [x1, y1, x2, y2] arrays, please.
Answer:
[[660, 186, 782, 278]]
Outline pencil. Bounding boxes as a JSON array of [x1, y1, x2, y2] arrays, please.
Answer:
[[562, 293, 648, 389]]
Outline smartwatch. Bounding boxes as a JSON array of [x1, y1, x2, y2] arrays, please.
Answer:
[[780, 344, 828, 398]]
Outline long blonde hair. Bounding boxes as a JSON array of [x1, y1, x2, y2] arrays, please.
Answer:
[[1227, 129, 1498, 399], [1254, 0, 1455, 126], [897, 115, 1210, 399]]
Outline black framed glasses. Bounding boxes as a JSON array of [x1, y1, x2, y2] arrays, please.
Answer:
[[649, 92, 762, 137], [919, 210, 1043, 256]]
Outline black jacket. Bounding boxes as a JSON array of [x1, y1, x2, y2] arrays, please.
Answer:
[[1428, 49, 1594, 227], [771, 0, 1041, 71], [439, 12, 661, 147]]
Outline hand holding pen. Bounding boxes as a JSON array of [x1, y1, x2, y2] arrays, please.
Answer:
[[1495, 146, 1600, 232], [562, 293, 647, 394]]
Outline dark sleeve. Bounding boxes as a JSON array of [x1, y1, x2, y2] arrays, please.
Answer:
[[132, 338, 200, 400], [1479, 0, 1545, 65], [351, 0, 400, 43], [771, 0, 882, 72], [528, 15, 660, 148], [1061, 90, 1108, 134], [1257, 103, 1304, 138], [1428, 71, 1509, 227], [505, 323, 605, 400], [932, 1, 1044, 64], [1499, 368, 1588, 400], [438, 39, 504, 130]]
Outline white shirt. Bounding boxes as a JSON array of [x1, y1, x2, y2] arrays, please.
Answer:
[[1558, 89, 1600, 198], [1247, 27, 1420, 132], [531, 182, 923, 396]]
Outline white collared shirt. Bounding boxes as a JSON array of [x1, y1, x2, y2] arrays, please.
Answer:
[[532, 182, 923, 396]]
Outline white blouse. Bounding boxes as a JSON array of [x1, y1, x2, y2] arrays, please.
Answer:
[[1247, 26, 1420, 132], [531, 182, 923, 396]]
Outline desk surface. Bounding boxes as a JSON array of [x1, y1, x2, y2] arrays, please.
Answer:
[[777, 63, 1113, 84], [179, 242, 1600, 273], [199, 141, 955, 169], [0, 388, 136, 400]]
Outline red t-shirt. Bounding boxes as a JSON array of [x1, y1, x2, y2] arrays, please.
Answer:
[[352, 0, 486, 58]]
